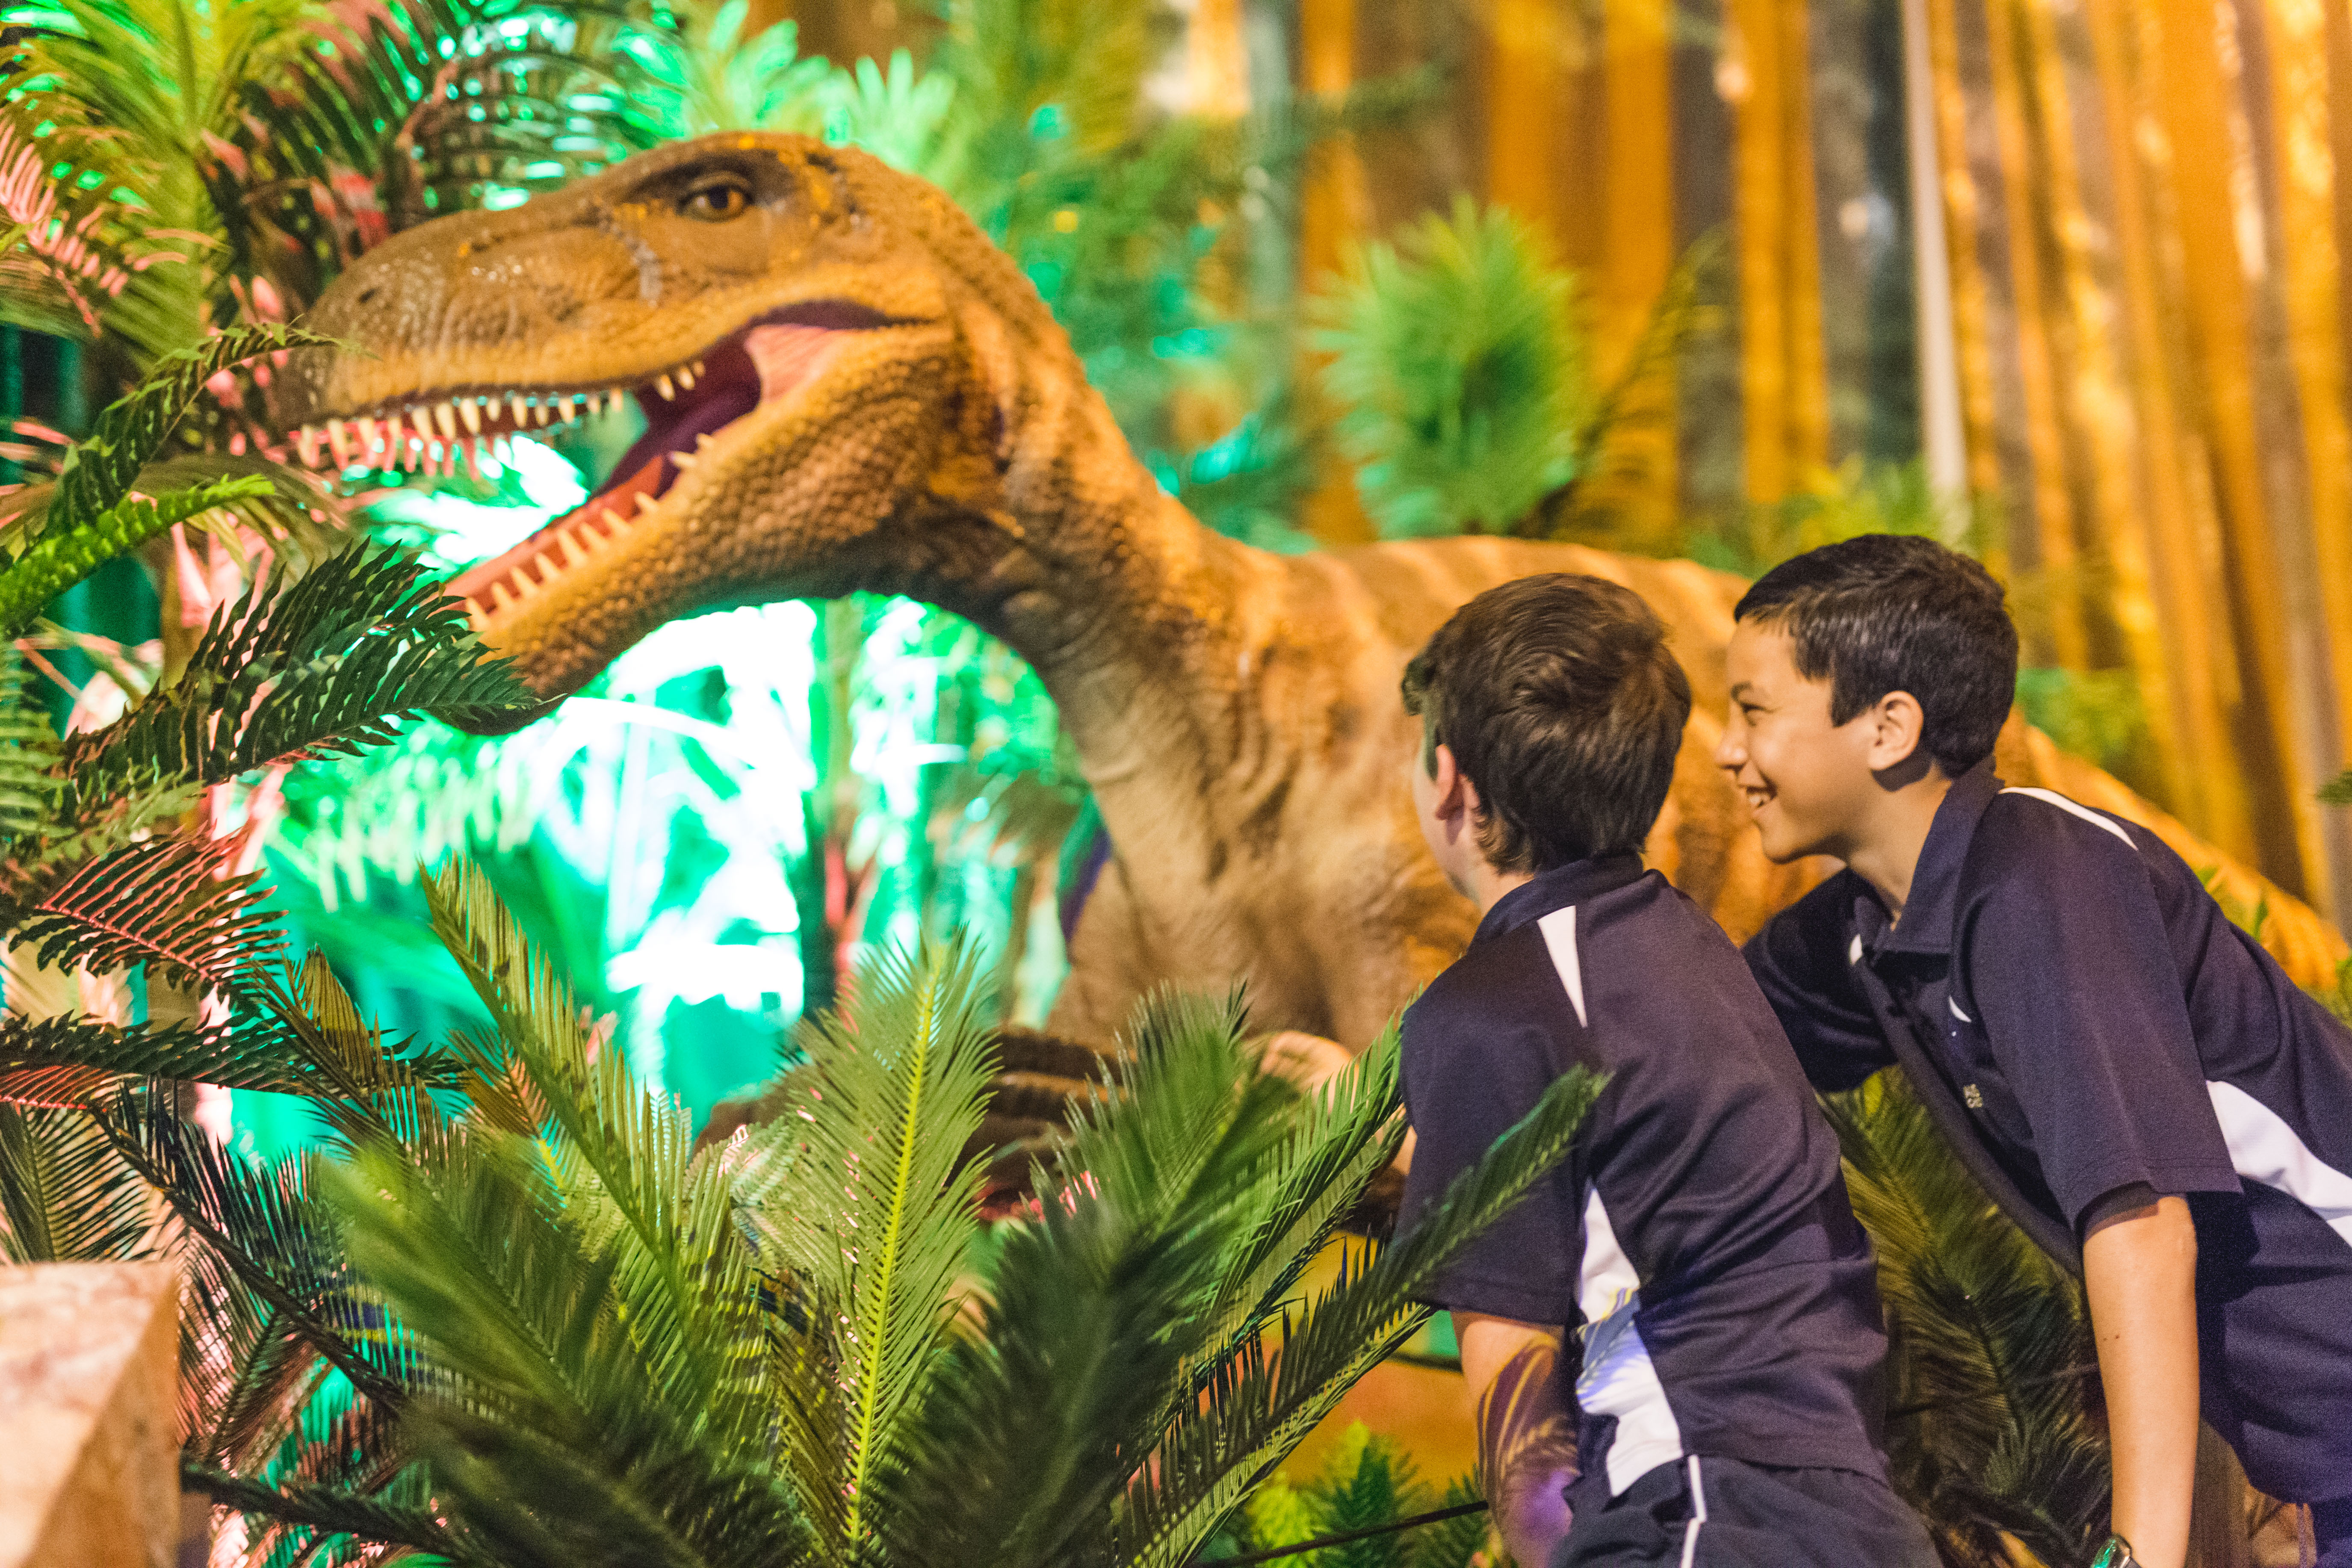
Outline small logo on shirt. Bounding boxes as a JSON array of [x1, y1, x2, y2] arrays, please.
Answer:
[[1962, 1083, 1985, 1110]]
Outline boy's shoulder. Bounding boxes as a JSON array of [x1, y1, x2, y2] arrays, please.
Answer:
[[1410, 868, 1776, 1065]]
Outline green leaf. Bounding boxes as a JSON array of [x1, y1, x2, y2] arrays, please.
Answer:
[[47, 324, 336, 535], [0, 645, 62, 840], [0, 476, 273, 640], [758, 938, 997, 1555], [182, 1459, 479, 1562], [0, 1100, 153, 1261], [65, 542, 533, 794]]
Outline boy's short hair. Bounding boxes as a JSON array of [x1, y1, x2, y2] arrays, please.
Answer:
[[1733, 534, 2018, 777], [1401, 573, 1692, 873]]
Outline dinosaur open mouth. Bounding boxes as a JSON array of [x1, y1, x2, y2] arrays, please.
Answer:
[[290, 301, 894, 621]]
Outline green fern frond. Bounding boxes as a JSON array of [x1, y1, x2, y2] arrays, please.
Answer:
[[761, 938, 996, 1556], [0, 1100, 154, 1261], [618, 2, 831, 139], [0, 1013, 315, 1103], [66, 542, 532, 793], [1111, 1064, 1603, 1568], [0, 647, 63, 841], [183, 1459, 479, 1562], [1822, 1071, 2107, 1568], [0, 475, 274, 639], [46, 323, 336, 535], [4, 829, 282, 998], [1315, 198, 1585, 539]]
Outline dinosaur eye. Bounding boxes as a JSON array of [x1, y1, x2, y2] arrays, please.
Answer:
[[680, 177, 751, 222]]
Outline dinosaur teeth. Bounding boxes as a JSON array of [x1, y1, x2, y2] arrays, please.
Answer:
[[407, 407, 432, 442], [656, 374, 675, 401], [600, 507, 625, 536], [489, 580, 518, 612], [434, 402, 458, 440], [668, 449, 697, 471], [294, 425, 318, 467], [327, 421, 352, 467], [694, 432, 715, 450], [511, 393, 530, 426], [677, 365, 697, 390], [533, 400, 551, 426], [634, 493, 659, 517], [459, 399, 482, 435]]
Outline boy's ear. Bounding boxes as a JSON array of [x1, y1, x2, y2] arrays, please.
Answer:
[[1430, 742, 1473, 819], [1863, 691, 1935, 780]]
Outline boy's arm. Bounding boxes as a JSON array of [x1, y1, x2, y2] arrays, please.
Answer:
[[2082, 1184, 2200, 1568], [1456, 1313, 1578, 1567]]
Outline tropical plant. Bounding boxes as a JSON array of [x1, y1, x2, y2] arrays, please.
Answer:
[[1823, 1071, 2110, 1568], [1313, 197, 1587, 540], [1235, 1425, 1490, 1568]]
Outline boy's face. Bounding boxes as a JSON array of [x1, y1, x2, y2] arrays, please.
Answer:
[[1717, 620, 1885, 863]]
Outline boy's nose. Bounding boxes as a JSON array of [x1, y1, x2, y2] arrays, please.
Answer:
[[1714, 721, 1745, 772]]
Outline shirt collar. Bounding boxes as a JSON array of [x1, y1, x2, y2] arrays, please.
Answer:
[[1865, 759, 2003, 958], [1471, 853, 1650, 944]]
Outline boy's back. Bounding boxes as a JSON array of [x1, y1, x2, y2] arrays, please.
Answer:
[[1401, 853, 1906, 1542]]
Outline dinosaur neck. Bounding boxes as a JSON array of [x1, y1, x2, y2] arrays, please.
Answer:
[[886, 325, 1279, 812]]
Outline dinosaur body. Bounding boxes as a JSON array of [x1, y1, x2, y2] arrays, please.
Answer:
[[277, 133, 2347, 1045]]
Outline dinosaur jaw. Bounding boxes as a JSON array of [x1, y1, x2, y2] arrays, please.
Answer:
[[287, 301, 900, 642]]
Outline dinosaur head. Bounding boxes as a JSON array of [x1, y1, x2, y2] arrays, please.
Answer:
[[279, 133, 1050, 715]]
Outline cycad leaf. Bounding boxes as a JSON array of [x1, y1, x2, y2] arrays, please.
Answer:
[[48, 324, 335, 534], [1111, 1063, 1604, 1568], [0, 1100, 154, 1261], [0, 645, 61, 839], [761, 938, 996, 1554], [0, 475, 274, 640], [65, 542, 533, 793], [183, 1460, 477, 1561], [5, 829, 280, 997], [0, 1013, 307, 1104]]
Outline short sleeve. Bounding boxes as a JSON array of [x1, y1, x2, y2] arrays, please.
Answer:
[[1961, 803, 2241, 1230], [1743, 881, 1894, 1093], [1398, 1003, 1581, 1326]]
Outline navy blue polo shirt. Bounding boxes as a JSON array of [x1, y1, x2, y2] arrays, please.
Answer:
[[1745, 762, 2352, 1503], [1398, 853, 1892, 1496]]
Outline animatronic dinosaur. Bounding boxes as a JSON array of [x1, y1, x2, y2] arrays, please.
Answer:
[[276, 133, 2347, 1050]]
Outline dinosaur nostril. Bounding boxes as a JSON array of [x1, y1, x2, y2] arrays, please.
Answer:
[[356, 286, 379, 305]]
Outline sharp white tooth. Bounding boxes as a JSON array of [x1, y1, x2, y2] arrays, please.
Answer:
[[294, 425, 317, 466], [408, 407, 431, 441], [695, 432, 715, 450], [555, 529, 586, 567], [434, 402, 458, 440], [327, 422, 352, 467], [511, 393, 530, 426], [464, 599, 491, 633], [635, 493, 659, 517], [600, 507, 625, 534], [533, 400, 551, 426], [668, 449, 697, 471], [559, 396, 578, 423], [490, 580, 518, 612], [459, 399, 482, 434], [656, 374, 675, 401], [691, 359, 704, 377], [677, 366, 697, 390]]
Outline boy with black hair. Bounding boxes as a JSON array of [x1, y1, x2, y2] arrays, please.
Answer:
[[1395, 573, 1935, 1568], [1721, 533, 2352, 1568]]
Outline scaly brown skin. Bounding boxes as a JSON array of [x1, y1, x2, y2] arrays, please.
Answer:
[[277, 132, 2348, 1052]]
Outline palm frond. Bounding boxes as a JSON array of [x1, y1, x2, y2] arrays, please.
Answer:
[[1111, 1063, 1604, 1568], [4, 828, 281, 997], [758, 938, 996, 1556], [65, 542, 532, 793], [0, 645, 63, 840], [422, 858, 770, 1435], [325, 1125, 810, 1568], [0, 1013, 311, 1105], [1314, 198, 1584, 539], [184, 1458, 477, 1561], [0, 1099, 154, 1260], [45, 322, 335, 535], [0, 475, 275, 638], [1822, 1071, 2107, 1568], [877, 992, 1313, 1568]]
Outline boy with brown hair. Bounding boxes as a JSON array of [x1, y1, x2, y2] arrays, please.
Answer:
[[1394, 572, 1934, 1567]]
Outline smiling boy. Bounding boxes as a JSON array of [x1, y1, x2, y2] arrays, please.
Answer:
[[1395, 573, 1934, 1568], [1721, 534, 2352, 1568]]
